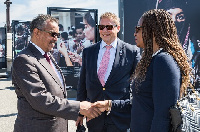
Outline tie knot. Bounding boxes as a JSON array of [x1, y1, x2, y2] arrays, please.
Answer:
[[105, 45, 112, 50], [44, 52, 50, 64], [44, 52, 48, 57]]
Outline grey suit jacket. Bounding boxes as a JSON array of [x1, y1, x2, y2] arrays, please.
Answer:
[[12, 43, 80, 132], [77, 38, 141, 131]]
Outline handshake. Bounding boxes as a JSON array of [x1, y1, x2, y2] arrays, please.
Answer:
[[76, 100, 112, 126]]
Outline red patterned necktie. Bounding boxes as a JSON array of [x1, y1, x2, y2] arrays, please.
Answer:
[[44, 52, 57, 72], [98, 45, 112, 86], [44, 52, 51, 64]]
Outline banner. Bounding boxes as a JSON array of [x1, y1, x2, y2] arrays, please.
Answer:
[[12, 21, 31, 57], [156, 0, 200, 88], [0, 27, 6, 69], [121, 0, 200, 89], [47, 7, 98, 90]]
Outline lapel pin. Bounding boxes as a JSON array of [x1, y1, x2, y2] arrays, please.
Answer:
[[119, 49, 123, 56]]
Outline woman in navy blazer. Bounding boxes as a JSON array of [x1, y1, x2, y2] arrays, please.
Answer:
[[131, 9, 193, 132]]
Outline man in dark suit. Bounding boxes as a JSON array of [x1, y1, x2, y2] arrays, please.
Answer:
[[76, 12, 141, 132], [12, 14, 101, 132]]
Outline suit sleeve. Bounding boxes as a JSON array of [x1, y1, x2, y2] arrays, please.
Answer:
[[150, 54, 180, 131], [12, 55, 80, 120], [111, 99, 131, 112], [132, 45, 141, 72], [76, 48, 87, 101], [111, 44, 140, 112]]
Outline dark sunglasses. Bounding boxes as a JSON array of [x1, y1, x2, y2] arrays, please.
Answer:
[[38, 29, 60, 37], [98, 25, 117, 30], [135, 26, 143, 33]]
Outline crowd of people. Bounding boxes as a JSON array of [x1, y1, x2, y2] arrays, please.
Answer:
[[11, 1, 199, 132], [14, 23, 30, 54], [52, 12, 96, 67]]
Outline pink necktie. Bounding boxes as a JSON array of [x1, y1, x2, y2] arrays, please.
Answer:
[[98, 45, 112, 86]]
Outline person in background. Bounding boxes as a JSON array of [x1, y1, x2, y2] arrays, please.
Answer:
[[60, 23, 92, 67], [58, 24, 64, 32], [83, 12, 96, 44], [60, 32, 69, 50], [12, 14, 102, 132], [76, 12, 140, 132], [158, 0, 200, 88], [157, 0, 188, 45], [131, 9, 192, 132], [58, 32, 74, 66], [61, 12, 97, 67], [74, 24, 91, 55], [68, 31, 76, 52]]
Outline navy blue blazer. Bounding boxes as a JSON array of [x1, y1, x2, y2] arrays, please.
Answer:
[[131, 50, 181, 132], [77, 38, 140, 131]]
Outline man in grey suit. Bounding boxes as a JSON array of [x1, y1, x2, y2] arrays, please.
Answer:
[[12, 14, 101, 132], [76, 12, 141, 132]]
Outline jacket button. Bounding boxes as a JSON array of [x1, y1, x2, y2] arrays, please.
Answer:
[[103, 88, 105, 90]]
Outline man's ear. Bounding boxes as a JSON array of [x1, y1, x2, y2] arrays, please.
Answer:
[[117, 25, 120, 32], [33, 28, 40, 38]]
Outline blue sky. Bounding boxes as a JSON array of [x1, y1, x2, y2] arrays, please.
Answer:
[[0, 0, 118, 27]]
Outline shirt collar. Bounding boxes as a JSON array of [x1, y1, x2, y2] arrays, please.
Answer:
[[80, 38, 86, 43], [30, 41, 45, 55], [152, 48, 163, 57], [101, 38, 118, 49]]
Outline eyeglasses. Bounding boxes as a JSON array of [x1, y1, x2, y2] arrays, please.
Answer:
[[135, 26, 143, 33], [98, 25, 117, 30], [38, 28, 60, 38]]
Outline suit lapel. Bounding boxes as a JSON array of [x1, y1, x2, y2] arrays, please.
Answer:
[[105, 39, 125, 86], [28, 44, 66, 96], [49, 53, 66, 92], [92, 42, 102, 85]]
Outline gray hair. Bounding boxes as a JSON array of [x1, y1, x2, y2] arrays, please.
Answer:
[[30, 14, 58, 34]]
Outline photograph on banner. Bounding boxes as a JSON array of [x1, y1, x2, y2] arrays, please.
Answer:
[[0, 27, 6, 68], [156, 0, 200, 88], [12, 21, 31, 56], [48, 8, 98, 89], [126, 0, 200, 89]]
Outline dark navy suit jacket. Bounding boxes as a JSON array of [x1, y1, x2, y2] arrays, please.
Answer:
[[77, 38, 140, 131], [131, 50, 181, 132]]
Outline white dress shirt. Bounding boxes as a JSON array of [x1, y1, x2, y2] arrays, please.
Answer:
[[30, 41, 64, 88]]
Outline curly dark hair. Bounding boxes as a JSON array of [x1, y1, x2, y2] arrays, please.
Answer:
[[30, 14, 58, 34], [133, 9, 192, 96]]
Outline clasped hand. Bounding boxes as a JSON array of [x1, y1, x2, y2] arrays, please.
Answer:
[[77, 100, 110, 126]]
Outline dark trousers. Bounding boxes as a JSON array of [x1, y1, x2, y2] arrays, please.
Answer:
[[88, 115, 127, 132]]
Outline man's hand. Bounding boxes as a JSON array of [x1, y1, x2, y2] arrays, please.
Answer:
[[59, 43, 70, 59], [76, 116, 84, 126], [92, 100, 111, 112], [80, 101, 102, 119], [69, 52, 82, 65]]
